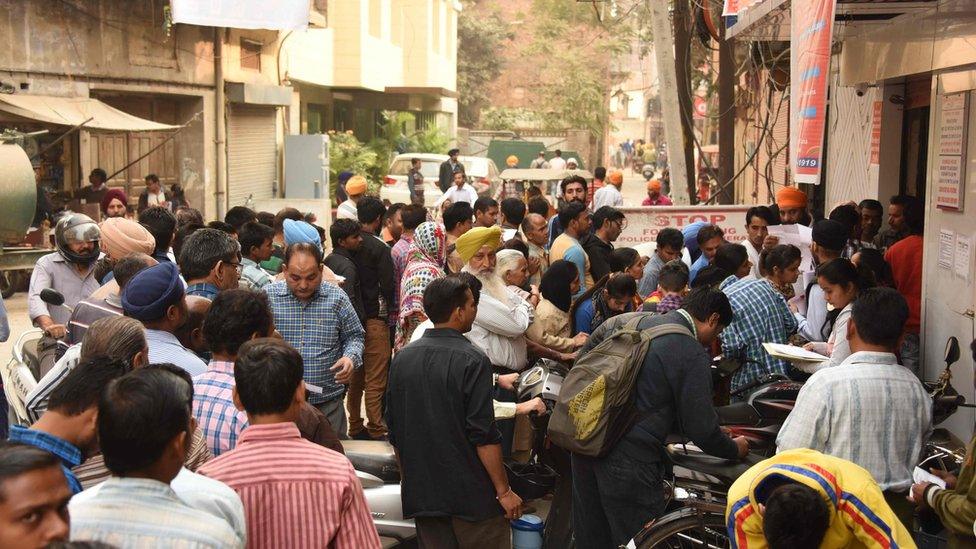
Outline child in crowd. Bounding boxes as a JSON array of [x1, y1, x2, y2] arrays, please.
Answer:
[[642, 259, 689, 314]]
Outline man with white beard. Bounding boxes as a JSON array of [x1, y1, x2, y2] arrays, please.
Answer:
[[455, 226, 535, 458], [455, 227, 535, 372]]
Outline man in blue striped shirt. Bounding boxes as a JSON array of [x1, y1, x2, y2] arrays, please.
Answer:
[[266, 242, 365, 438], [9, 356, 128, 494]]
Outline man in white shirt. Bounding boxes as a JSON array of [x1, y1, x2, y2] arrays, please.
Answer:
[[435, 170, 479, 209], [593, 170, 624, 210], [337, 175, 368, 220], [742, 206, 776, 279], [549, 150, 568, 171], [454, 227, 533, 372], [778, 288, 930, 527], [792, 220, 846, 343]]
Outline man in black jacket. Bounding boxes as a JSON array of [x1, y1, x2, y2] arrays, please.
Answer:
[[351, 197, 395, 440], [323, 219, 366, 323], [580, 206, 625, 283], [572, 287, 749, 548], [439, 148, 462, 192]]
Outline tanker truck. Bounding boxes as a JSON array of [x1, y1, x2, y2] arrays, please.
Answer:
[[0, 140, 50, 297]]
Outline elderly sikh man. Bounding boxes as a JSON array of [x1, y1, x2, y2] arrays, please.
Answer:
[[455, 226, 538, 458]]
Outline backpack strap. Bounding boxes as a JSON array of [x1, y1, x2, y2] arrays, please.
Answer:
[[640, 323, 694, 342]]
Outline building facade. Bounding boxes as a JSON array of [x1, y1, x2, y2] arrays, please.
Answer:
[[0, 0, 459, 221]]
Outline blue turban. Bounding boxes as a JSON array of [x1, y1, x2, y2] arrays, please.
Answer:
[[122, 262, 185, 321], [337, 171, 354, 184], [682, 221, 707, 264], [283, 219, 322, 249]]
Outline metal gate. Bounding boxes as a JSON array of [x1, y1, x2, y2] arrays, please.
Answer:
[[228, 105, 277, 206]]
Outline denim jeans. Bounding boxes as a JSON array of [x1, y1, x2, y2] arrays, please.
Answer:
[[571, 440, 667, 548]]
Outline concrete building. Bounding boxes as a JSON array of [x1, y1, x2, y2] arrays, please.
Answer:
[[730, 0, 976, 438], [0, 0, 459, 220]]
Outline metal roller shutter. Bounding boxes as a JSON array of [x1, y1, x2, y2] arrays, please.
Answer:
[[228, 105, 277, 206]]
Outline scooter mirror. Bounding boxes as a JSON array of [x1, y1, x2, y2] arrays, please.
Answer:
[[39, 288, 65, 307], [944, 337, 960, 367]]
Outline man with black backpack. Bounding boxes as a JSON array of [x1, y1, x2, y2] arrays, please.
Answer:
[[566, 287, 749, 548]]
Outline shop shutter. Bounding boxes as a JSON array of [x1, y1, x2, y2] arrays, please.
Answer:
[[227, 105, 277, 206]]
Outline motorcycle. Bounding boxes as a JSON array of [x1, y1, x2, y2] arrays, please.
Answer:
[[627, 337, 969, 548], [641, 163, 655, 182], [1, 288, 74, 434]]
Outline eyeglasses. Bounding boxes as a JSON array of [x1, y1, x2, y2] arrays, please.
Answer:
[[613, 218, 629, 230], [223, 261, 243, 273]]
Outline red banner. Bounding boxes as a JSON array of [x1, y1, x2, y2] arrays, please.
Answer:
[[790, 0, 836, 185]]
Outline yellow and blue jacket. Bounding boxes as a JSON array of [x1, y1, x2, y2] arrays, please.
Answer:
[[725, 449, 916, 548]]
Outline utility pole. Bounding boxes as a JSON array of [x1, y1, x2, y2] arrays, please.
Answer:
[[672, 0, 697, 203], [648, 0, 691, 205], [717, 5, 735, 204]]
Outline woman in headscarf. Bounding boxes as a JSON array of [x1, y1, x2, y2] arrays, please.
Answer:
[[100, 188, 128, 219], [395, 221, 447, 350], [526, 260, 587, 354]]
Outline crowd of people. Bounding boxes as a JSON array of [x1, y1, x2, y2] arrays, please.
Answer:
[[0, 158, 969, 549]]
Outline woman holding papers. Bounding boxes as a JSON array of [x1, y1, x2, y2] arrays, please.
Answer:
[[798, 258, 875, 371]]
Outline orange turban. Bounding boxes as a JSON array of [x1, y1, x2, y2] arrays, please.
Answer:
[[345, 175, 368, 196], [647, 179, 662, 192], [776, 186, 808, 209], [608, 171, 624, 185]]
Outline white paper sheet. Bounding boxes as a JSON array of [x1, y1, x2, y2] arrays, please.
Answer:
[[955, 234, 972, 280], [939, 229, 955, 270], [762, 342, 828, 362]]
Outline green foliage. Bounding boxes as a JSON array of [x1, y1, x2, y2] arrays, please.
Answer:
[[457, 4, 510, 127], [413, 121, 450, 154], [480, 108, 540, 131], [327, 131, 378, 200]]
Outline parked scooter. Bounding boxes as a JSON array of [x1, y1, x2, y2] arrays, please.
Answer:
[[348, 359, 562, 547]]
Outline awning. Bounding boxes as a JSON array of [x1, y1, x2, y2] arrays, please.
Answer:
[[0, 94, 180, 131]]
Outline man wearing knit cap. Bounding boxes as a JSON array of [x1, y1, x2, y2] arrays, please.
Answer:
[[775, 185, 810, 226], [642, 179, 673, 206], [122, 262, 206, 376], [791, 219, 846, 343], [592, 171, 624, 210], [337, 175, 368, 220], [99, 188, 128, 219]]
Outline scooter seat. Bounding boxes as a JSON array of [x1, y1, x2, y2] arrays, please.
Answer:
[[344, 440, 400, 483], [716, 402, 761, 426], [668, 446, 762, 487]]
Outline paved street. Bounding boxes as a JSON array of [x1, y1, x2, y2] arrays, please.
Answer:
[[1, 293, 33, 368]]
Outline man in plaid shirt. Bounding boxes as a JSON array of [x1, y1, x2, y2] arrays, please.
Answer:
[[192, 289, 275, 456], [266, 242, 365, 438]]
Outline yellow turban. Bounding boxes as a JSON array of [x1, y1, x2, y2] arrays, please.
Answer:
[[454, 226, 502, 263]]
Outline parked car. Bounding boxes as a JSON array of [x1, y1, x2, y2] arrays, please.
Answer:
[[380, 153, 500, 208]]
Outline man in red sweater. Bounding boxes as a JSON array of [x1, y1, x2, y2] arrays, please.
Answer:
[[884, 196, 924, 376]]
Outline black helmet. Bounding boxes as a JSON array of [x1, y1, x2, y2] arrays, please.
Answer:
[[55, 213, 101, 265]]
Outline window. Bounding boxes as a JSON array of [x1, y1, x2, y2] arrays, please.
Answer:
[[307, 104, 327, 134], [240, 39, 262, 71]]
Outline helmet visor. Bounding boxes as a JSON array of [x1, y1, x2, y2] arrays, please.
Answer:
[[63, 222, 101, 243]]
